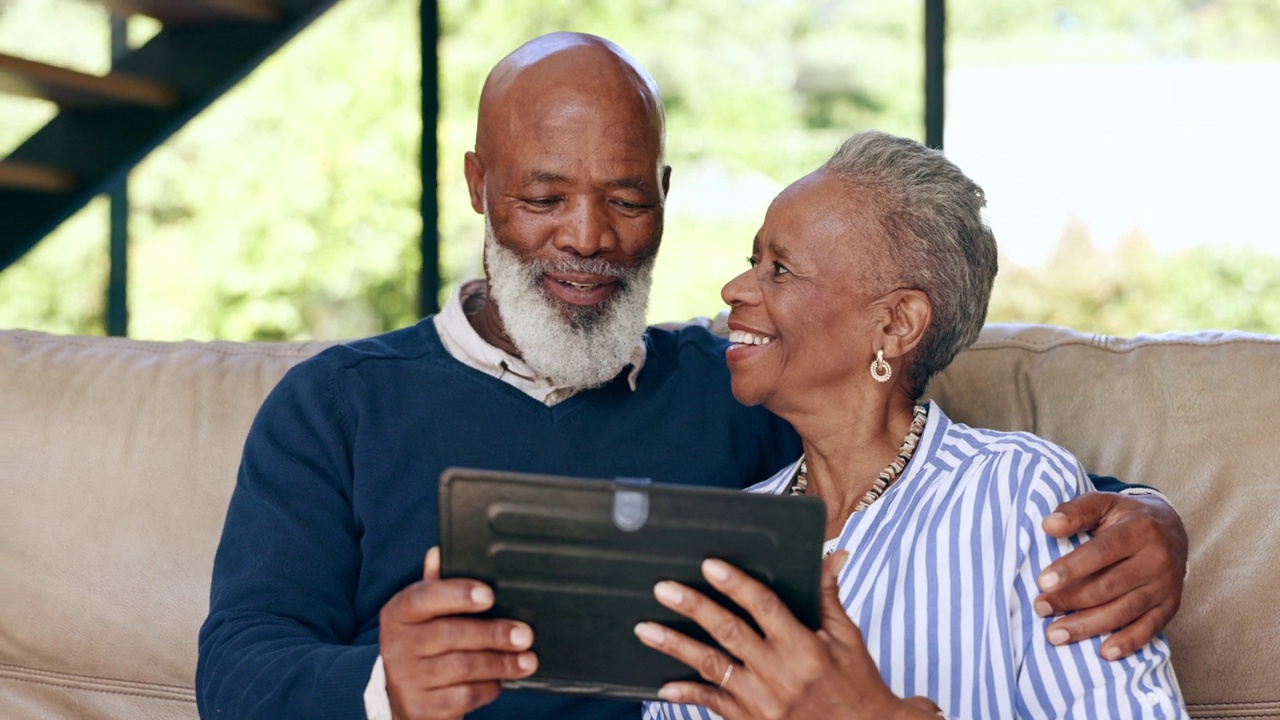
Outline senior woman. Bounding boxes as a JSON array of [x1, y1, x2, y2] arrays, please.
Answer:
[[636, 131, 1187, 719]]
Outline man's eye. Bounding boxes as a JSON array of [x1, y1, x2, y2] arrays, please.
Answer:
[[747, 256, 760, 268], [773, 261, 790, 276], [526, 197, 560, 207]]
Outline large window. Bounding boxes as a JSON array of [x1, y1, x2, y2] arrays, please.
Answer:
[[947, 0, 1280, 333]]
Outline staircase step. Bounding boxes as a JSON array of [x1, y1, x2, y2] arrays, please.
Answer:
[[102, 0, 279, 25], [0, 161, 75, 192], [0, 53, 179, 109], [2, 0, 342, 272]]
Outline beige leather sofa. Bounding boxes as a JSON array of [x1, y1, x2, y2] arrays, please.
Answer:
[[2, 324, 1278, 719]]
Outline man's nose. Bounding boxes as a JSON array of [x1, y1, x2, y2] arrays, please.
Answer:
[[554, 198, 618, 257]]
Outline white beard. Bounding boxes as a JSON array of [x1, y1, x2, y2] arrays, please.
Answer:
[[483, 218, 655, 390]]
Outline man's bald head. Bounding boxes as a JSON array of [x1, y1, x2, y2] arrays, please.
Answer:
[[460, 34, 672, 386], [475, 32, 666, 162]]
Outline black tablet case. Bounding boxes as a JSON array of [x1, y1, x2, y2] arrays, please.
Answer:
[[438, 467, 826, 700]]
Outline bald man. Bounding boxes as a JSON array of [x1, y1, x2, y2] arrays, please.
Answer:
[[197, 33, 1186, 720]]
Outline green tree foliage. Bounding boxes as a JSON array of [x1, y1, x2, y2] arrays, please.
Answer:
[[990, 227, 1280, 333], [950, 0, 1280, 61], [1, 0, 1277, 339]]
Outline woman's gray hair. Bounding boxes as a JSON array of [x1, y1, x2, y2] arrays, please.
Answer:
[[822, 130, 998, 397]]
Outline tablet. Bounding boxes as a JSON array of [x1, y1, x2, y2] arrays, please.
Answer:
[[438, 467, 826, 700]]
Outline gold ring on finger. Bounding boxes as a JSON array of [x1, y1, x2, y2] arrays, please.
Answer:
[[718, 663, 734, 689]]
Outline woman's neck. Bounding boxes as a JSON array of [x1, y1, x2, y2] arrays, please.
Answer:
[[784, 394, 920, 534]]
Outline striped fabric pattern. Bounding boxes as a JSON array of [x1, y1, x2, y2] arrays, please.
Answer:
[[644, 401, 1186, 720]]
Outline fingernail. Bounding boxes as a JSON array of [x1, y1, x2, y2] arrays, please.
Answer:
[[1047, 628, 1070, 645], [517, 652, 537, 671], [634, 622, 666, 646], [471, 585, 494, 606], [510, 625, 533, 648], [703, 558, 731, 582], [831, 550, 851, 575], [1046, 512, 1067, 523], [654, 581, 685, 606], [1034, 599, 1053, 618], [1038, 571, 1060, 591], [657, 685, 684, 702], [1103, 646, 1122, 661]]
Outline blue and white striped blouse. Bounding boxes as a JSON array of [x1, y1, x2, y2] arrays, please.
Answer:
[[644, 401, 1186, 720]]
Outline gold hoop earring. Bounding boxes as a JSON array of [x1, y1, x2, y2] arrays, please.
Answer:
[[870, 349, 892, 383]]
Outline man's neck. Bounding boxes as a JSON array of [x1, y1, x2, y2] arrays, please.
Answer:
[[461, 280, 524, 359]]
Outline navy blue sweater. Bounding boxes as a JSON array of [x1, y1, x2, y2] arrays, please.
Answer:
[[197, 320, 802, 719]]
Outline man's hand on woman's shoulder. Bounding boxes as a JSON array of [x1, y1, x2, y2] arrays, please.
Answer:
[[1036, 492, 1188, 660]]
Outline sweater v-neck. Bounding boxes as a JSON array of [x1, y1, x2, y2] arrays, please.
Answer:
[[419, 320, 640, 424]]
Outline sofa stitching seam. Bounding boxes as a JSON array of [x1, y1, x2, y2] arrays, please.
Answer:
[[0, 663, 190, 692], [5, 333, 328, 359], [969, 337, 1279, 355], [0, 674, 195, 703], [1187, 701, 1280, 708]]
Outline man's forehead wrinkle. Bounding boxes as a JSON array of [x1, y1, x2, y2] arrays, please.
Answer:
[[514, 167, 651, 195], [482, 93, 664, 179], [524, 170, 570, 185], [607, 176, 649, 191]]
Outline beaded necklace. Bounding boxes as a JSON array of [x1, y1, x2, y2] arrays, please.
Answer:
[[788, 403, 929, 515]]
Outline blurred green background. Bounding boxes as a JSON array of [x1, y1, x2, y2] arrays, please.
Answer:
[[2, 0, 1278, 340]]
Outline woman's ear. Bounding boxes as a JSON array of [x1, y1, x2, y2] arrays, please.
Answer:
[[878, 289, 932, 360]]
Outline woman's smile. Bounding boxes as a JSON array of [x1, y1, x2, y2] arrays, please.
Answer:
[[725, 327, 777, 364]]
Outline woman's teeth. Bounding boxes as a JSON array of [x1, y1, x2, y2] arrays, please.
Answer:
[[729, 330, 774, 346]]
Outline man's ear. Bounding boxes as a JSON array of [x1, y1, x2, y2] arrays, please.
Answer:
[[661, 164, 672, 198], [879, 289, 932, 360], [463, 151, 486, 214]]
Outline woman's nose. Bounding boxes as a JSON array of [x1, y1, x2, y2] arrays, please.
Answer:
[[721, 268, 759, 307]]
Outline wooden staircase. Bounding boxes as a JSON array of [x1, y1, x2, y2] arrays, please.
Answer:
[[0, 52, 179, 109], [0, 0, 340, 270]]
